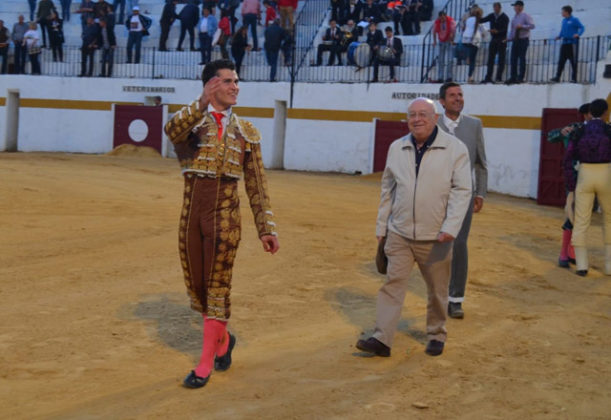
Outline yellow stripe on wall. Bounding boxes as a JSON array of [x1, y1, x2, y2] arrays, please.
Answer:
[[1, 97, 542, 130]]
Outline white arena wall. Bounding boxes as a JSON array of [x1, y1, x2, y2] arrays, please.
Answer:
[[1, 64, 610, 199]]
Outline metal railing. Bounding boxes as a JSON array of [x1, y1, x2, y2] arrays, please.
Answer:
[[420, 0, 475, 82], [4, 37, 608, 85]]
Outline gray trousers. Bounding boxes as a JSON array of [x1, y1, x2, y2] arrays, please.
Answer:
[[373, 231, 453, 347], [449, 195, 474, 303]]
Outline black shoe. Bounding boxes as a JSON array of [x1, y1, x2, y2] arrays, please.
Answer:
[[504, 78, 516, 85], [550, 76, 560, 82], [183, 370, 210, 389], [480, 78, 492, 84], [214, 333, 236, 371], [448, 302, 464, 319], [355, 337, 390, 357], [176, 47, 183, 51], [425, 339, 444, 356], [576, 270, 588, 277], [558, 258, 570, 268], [371, 78, 378, 83], [569, 258, 576, 264]]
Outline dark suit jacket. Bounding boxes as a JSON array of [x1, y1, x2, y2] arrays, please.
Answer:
[[264, 23, 286, 52], [323, 27, 343, 45], [160, 2, 179, 24], [480, 12, 509, 40], [366, 29, 383, 49], [361, 4, 381, 22], [438, 114, 488, 197], [379, 36, 403, 63], [178, 3, 200, 27]]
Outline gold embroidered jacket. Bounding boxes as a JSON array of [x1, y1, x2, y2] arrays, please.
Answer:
[[164, 100, 277, 238]]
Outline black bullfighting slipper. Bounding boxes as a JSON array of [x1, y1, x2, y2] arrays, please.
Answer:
[[355, 337, 391, 357], [425, 340, 444, 356], [215, 333, 236, 372], [183, 371, 210, 389]]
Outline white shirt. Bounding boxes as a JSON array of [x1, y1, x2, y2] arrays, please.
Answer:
[[208, 104, 231, 128], [443, 113, 461, 135], [130, 15, 143, 32]]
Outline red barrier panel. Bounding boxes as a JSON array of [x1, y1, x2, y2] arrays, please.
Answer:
[[113, 105, 163, 153], [373, 119, 409, 172]]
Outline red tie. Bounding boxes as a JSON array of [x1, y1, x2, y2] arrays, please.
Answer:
[[211, 112, 224, 139]]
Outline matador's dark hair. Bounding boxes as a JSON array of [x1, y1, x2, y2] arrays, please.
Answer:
[[578, 103, 590, 115], [439, 81, 461, 99], [589, 99, 608, 118], [201, 59, 236, 86]]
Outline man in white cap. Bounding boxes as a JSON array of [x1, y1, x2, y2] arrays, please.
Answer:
[[125, 5, 151, 63]]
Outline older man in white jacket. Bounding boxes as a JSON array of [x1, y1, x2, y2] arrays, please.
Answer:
[[357, 97, 472, 357]]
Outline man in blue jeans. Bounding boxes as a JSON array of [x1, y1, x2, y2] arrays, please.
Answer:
[[125, 6, 150, 64], [198, 7, 217, 65], [241, 0, 260, 51], [505, 0, 534, 84], [264, 19, 286, 81]]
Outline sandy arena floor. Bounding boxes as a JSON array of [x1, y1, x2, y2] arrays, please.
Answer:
[[0, 152, 609, 420]]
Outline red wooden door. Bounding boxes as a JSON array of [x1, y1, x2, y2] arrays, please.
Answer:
[[537, 108, 582, 207], [373, 119, 409, 172], [113, 105, 163, 152]]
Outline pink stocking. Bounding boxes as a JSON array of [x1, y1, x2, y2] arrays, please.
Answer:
[[194, 315, 223, 378]]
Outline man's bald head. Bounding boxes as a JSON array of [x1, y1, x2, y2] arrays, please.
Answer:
[[407, 98, 439, 143]]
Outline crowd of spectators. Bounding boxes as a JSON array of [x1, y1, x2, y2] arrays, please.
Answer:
[[0, 0, 592, 83]]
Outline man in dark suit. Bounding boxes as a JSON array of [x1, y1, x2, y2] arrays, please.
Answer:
[[404, 0, 421, 35], [361, 0, 381, 23], [79, 16, 99, 77], [366, 20, 383, 58], [372, 26, 402, 82], [264, 19, 287, 81], [437, 82, 488, 319], [316, 19, 344, 65], [97, 17, 116, 76], [177, 0, 199, 51], [159, 0, 178, 51], [480, 2, 509, 83]]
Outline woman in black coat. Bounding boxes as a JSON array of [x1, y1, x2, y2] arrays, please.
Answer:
[[48, 11, 64, 62], [231, 26, 250, 77]]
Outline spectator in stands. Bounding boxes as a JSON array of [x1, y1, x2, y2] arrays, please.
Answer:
[[340, 18, 358, 59], [37, 0, 57, 48], [125, 6, 151, 63], [159, 0, 178, 51], [77, 0, 95, 32], [264, 18, 286, 81], [29, 0, 37, 22], [461, 5, 484, 83], [551, 5, 584, 83], [345, 0, 361, 27], [315, 19, 343, 66], [361, 0, 381, 24], [97, 17, 115, 76], [391, 2, 406, 35], [24, 22, 41, 74], [241, 0, 261, 51], [219, 0, 240, 33], [505, 0, 534, 84], [264, 0, 277, 27], [217, 13, 231, 59], [330, 0, 343, 24], [12, 15, 29, 74], [433, 11, 456, 82], [94, 0, 114, 25], [277, 0, 294, 31], [48, 11, 64, 62], [281, 29, 293, 65], [198, 7, 217, 65], [113, 0, 126, 24], [366, 21, 383, 63], [419, 0, 433, 21], [79, 16, 98, 76], [404, 0, 421, 35], [177, 0, 199, 51], [60, 0, 72, 22], [231, 25, 251, 77], [0, 21, 9, 74], [372, 26, 402, 82], [480, 2, 508, 84]]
